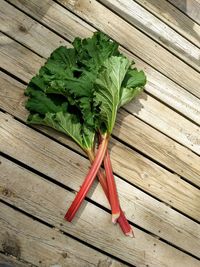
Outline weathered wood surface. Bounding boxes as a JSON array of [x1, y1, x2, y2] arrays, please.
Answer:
[[1, 55, 200, 221], [6, 0, 200, 127], [135, 0, 200, 48], [0, 0, 200, 265], [100, 0, 200, 71], [0, 253, 33, 267], [168, 0, 200, 25], [3, 0, 200, 156], [57, 0, 200, 98], [1, 156, 200, 267], [8, 0, 200, 99], [1, 18, 200, 187], [0, 109, 200, 258], [0, 202, 126, 267]]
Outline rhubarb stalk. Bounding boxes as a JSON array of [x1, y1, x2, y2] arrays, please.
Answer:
[[64, 134, 109, 222], [87, 148, 134, 237], [104, 149, 120, 223]]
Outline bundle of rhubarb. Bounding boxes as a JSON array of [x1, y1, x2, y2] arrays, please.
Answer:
[[25, 32, 146, 237]]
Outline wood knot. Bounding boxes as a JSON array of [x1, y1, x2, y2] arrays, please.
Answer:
[[0, 187, 15, 197], [18, 25, 27, 33]]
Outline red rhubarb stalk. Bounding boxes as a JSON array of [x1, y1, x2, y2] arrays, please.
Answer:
[[104, 149, 120, 223], [64, 134, 109, 222], [87, 150, 134, 237]]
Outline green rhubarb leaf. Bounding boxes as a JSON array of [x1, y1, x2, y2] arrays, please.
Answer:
[[94, 56, 131, 133], [119, 69, 146, 107], [26, 90, 94, 149]]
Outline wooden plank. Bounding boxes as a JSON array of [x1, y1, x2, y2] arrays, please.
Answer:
[[0, 109, 200, 235], [168, 0, 200, 25], [5, 0, 200, 127], [1, 36, 200, 187], [99, 0, 200, 71], [124, 92, 200, 155], [1, 157, 200, 267], [0, 253, 33, 267], [54, 0, 200, 99], [1, 1, 200, 156], [134, 0, 200, 48], [1, 76, 200, 257], [8, 0, 200, 99], [0, 202, 126, 267], [0, 0, 68, 59]]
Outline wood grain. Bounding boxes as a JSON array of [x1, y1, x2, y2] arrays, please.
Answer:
[[168, 0, 200, 25], [0, 253, 33, 267], [135, 0, 200, 48], [1, 1, 200, 155], [5, 0, 200, 127], [100, 0, 200, 71], [1, 73, 200, 256], [0, 110, 200, 233], [55, 0, 200, 98], [1, 32, 200, 186], [7, 0, 200, 99], [0, 202, 126, 267], [1, 157, 200, 267]]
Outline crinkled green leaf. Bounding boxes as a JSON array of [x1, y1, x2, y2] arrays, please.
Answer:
[[27, 111, 94, 150], [94, 57, 146, 133], [119, 69, 146, 107], [25, 31, 146, 150], [94, 56, 131, 133]]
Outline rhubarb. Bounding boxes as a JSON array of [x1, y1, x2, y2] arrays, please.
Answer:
[[24, 31, 146, 236]]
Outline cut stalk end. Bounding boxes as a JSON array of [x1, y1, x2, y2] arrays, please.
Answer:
[[125, 228, 135, 238], [64, 213, 72, 222], [112, 212, 120, 224]]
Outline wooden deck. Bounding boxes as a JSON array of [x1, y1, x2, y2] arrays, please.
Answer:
[[0, 0, 200, 266]]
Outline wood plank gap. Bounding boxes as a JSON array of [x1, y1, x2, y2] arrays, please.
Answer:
[[0, 30, 45, 59], [144, 90, 200, 128], [0, 166, 200, 266], [5, 0, 200, 123], [2, 16, 200, 159], [1, 87, 200, 219], [1, 114, 200, 225], [124, 105, 200, 159], [0, 199, 135, 267], [54, 0, 200, 100], [134, 0, 200, 49], [0, 67, 27, 86], [167, 0, 200, 26], [4, 0, 74, 47], [0, 71, 181, 179], [4, 99, 200, 202], [97, 0, 200, 73], [0, 158, 198, 266]]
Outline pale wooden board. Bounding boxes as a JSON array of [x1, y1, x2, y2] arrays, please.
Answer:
[[99, 0, 200, 71], [7, 0, 200, 99], [135, 0, 200, 48], [1, 109, 200, 236], [0, 202, 126, 267], [168, 0, 200, 25], [1, 32, 200, 187], [1, 157, 200, 267], [1, 1, 200, 156], [55, 0, 200, 99], [1, 73, 200, 256], [0, 253, 33, 267], [0, 0, 69, 59], [5, 0, 200, 127], [124, 92, 200, 155], [1, 36, 200, 197]]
